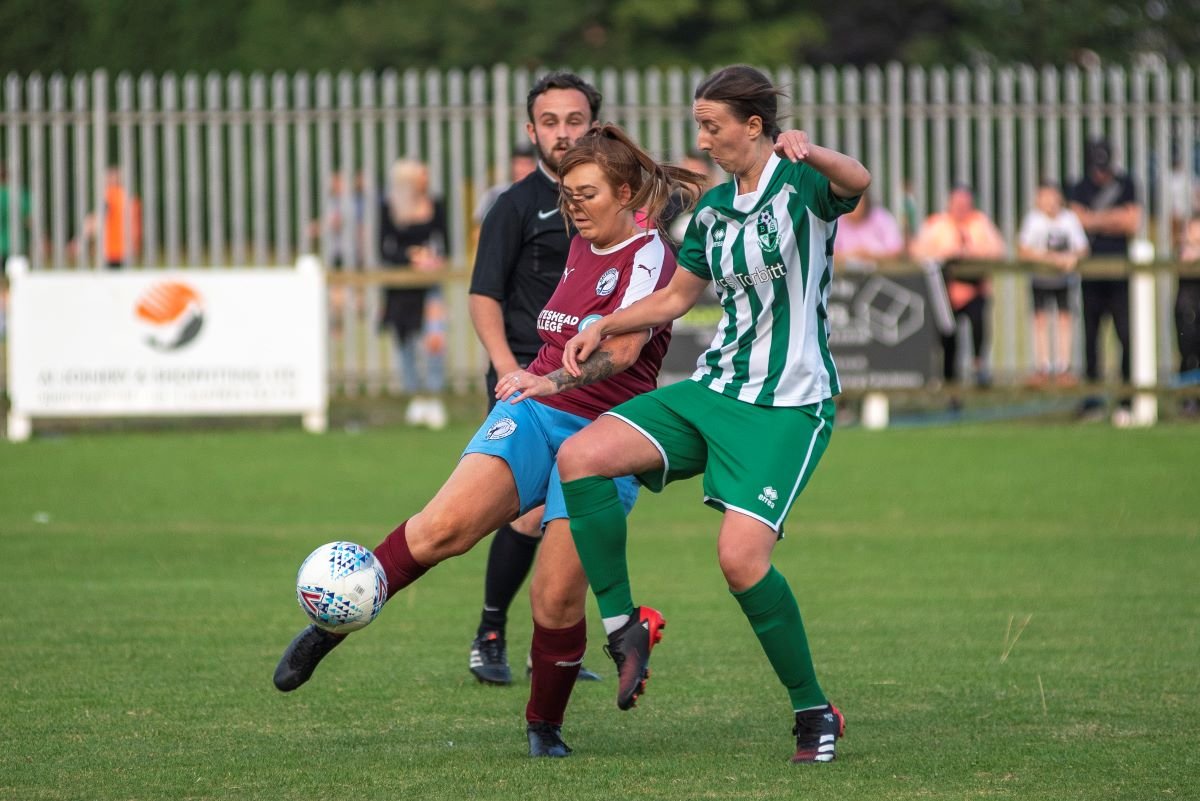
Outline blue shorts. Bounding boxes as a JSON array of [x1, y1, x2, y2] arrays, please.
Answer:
[[463, 399, 639, 528]]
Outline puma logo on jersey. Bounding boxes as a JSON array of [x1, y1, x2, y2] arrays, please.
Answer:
[[561, 266, 575, 283], [635, 263, 657, 277]]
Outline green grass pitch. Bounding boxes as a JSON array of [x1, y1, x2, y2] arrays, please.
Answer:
[[1, 420, 1197, 800]]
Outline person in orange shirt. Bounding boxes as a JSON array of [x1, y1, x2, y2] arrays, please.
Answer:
[[910, 185, 1006, 386], [74, 167, 142, 268]]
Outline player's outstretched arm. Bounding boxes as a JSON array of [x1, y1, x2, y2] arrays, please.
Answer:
[[562, 269, 711, 377], [773, 130, 871, 199], [495, 330, 651, 404]]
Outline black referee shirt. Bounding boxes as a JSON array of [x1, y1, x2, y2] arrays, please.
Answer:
[[470, 165, 572, 360]]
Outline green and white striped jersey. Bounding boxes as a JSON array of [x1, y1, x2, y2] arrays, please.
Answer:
[[678, 154, 859, 407]]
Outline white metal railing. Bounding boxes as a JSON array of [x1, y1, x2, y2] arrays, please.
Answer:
[[2, 61, 1198, 394]]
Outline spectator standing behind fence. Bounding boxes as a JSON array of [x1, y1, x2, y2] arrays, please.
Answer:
[[1068, 139, 1140, 420], [474, 144, 538, 227], [909, 185, 1006, 388], [1017, 182, 1089, 387], [1176, 216, 1200, 416], [311, 171, 366, 338], [833, 193, 904, 267], [1, 161, 32, 339], [71, 166, 142, 268], [379, 159, 448, 430]]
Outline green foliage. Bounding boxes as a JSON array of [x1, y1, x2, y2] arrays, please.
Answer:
[[0, 421, 1197, 799], [1, 0, 1198, 76]]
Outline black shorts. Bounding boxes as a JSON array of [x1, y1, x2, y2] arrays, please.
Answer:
[[1032, 286, 1069, 311]]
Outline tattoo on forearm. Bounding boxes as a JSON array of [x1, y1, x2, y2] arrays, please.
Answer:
[[548, 351, 617, 392]]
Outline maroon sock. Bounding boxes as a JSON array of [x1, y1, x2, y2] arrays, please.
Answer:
[[372, 520, 430, 600], [525, 618, 586, 726]]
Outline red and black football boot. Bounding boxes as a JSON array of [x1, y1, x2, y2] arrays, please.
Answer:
[[603, 606, 666, 710], [791, 703, 845, 763]]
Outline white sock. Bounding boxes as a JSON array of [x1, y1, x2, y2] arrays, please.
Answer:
[[602, 614, 630, 635]]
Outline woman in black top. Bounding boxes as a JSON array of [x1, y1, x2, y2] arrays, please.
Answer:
[[379, 159, 448, 428]]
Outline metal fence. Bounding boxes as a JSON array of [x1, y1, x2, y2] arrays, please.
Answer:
[[3, 61, 1199, 393]]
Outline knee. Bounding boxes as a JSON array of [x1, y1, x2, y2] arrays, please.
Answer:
[[408, 507, 476, 562], [530, 575, 587, 629], [557, 434, 594, 482], [717, 542, 771, 593]]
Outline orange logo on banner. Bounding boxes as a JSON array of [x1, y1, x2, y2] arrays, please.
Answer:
[[134, 281, 205, 350]]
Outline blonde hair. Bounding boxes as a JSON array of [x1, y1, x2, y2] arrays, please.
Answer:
[[386, 159, 431, 226]]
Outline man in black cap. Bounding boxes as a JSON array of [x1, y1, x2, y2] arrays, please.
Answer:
[[1068, 138, 1141, 417]]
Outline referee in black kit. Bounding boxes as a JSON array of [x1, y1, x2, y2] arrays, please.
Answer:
[[465, 72, 603, 685]]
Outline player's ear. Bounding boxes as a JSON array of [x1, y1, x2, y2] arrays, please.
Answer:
[[746, 115, 763, 140], [525, 121, 537, 146], [617, 183, 633, 205]]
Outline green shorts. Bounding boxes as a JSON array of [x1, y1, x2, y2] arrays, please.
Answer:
[[604, 379, 835, 534]]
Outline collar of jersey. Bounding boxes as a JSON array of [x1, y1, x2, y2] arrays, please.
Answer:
[[589, 228, 657, 255], [732, 153, 782, 213], [536, 162, 559, 186]]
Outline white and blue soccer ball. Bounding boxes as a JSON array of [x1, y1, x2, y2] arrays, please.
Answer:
[[295, 541, 388, 634]]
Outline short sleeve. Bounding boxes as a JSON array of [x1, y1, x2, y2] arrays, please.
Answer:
[[1017, 212, 1039, 249], [677, 207, 713, 281], [469, 193, 522, 299], [1118, 175, 1138, 205], [799, 163, 859, 222], [1066, 212, 1090, 252]]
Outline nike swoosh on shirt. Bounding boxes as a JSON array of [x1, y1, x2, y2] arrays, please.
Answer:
[[537, 208, 559, 220]]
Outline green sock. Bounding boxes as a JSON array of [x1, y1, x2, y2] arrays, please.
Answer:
[[732, 565, 827, 711], [561, 476, 634, 620]]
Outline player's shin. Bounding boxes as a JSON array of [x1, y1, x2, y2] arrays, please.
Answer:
[[373, 520, 432, 600], [526, 618, 586, 726], [561, 476, 635, 623], [732, 566, 827, 711]]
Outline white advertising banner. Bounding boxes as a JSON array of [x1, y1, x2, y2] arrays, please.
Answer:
[[6, 257, 327, 440]]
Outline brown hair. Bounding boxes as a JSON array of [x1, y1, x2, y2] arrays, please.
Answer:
[[556, 123, 707, 234], [694, 65, 786, 141]]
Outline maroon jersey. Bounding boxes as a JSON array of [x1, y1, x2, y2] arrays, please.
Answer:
[[528, 230, 675, 420]]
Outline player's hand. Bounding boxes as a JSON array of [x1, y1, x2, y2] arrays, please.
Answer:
[[774, 130, 811, 163], [495, 369, 554, 404], [562, 325, 604, 377]]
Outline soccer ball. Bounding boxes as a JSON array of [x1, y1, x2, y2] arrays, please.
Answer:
[[295, 541, 388, 634]]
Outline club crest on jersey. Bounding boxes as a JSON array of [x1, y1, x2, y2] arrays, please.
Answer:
[[757, 207, 780, 253], [595, 268, 619, 296], [485, 417, 517, 440]]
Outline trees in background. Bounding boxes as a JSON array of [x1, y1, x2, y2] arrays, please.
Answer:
[[1, 0, 1197, 75]]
